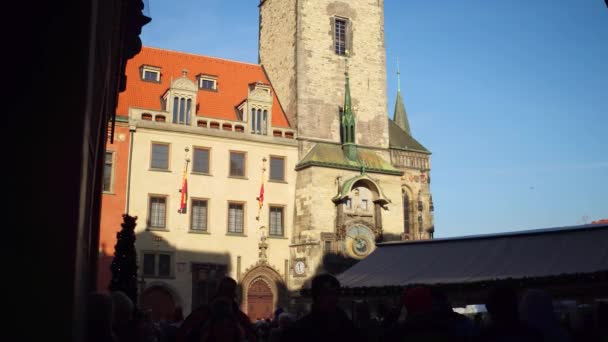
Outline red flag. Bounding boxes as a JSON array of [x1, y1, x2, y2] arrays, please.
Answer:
[[178, 177, 187, 213], [258, 183, 264, 209], [178, 159, 188, 214]]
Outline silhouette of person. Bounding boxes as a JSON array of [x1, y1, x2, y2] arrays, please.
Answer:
[[281, 274, 363, 342]]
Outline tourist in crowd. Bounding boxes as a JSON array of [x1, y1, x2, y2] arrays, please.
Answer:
[[177, 277, 256, 342], [268, 312, 294, 342], [479, 284, 542, 342], [519, 289, 570, 342], [281, 274, 363, 342]]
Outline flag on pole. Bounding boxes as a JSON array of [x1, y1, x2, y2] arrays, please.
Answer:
[[258, 183, 264, 209], [178, 159, 188, 214], [256, 157, 266, 221]]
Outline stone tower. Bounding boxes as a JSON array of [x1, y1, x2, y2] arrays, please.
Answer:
[[259, 0, 389, 152], [259, 0, 432, 286]]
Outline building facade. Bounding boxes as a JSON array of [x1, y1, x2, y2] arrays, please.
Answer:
[[99, 0, 434, 320]]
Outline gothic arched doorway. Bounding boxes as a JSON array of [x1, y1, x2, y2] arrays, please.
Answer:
[[140, 285, 176, 322], [247, 278, 273, 321]]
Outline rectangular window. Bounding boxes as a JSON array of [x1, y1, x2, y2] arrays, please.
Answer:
[[324, 240, 332, 252], [269, 156, 285, 181], [191, 199, 208, 232], [151, 143, 169, 170], [141, 65, 161, 82], [103, 151, 114, 192], [361, 199, 368, 211], [158, 254, 171, 277], [143, 254, 155, 276], [345, 199, 352, 209], [229, 151, 246, 177], [193, 147, 210, 174], [269, 206, 284, 236], [228, 202, 244, 234], [142, 253, 172, 278], [149, 196, 167, 228], [200, 79, 216, 90], [334, 18, 348, 56]]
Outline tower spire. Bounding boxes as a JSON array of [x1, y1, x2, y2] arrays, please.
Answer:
[[397, 58, 401, 92], [341, 61, 357, 160], [393, 59, 411, 135]]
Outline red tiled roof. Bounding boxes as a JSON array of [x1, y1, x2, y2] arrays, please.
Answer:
[[116, 46, 290, 128], [591, 219, 608, 224]]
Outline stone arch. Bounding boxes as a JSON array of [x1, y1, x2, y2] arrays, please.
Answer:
[[140, 281, 182, 322], [332, 174, 391, 206], [240, 264, 287, 318]]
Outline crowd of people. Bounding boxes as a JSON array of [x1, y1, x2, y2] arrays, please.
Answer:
[[88, 274, 606, 342]]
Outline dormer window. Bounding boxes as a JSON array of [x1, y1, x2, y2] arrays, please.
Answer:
[[198, 75, 217, 91], [140, 65, 161, 83]]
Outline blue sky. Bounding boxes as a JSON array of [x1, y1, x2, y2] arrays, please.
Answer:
[[141, 0, 608, 237]]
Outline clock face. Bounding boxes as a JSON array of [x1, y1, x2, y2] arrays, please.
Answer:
[[345, 225, 375, 259], [294, 261, 306, 275]]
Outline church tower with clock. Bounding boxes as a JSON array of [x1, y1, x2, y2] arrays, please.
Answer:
[[259, 0, 434, 287]]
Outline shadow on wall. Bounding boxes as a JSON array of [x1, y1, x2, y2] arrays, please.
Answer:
[[131, 229, 233, 321]]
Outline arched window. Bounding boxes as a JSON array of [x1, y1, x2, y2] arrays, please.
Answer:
[[179, 98, 185, 124], [403, 192, 410, 236], [262, 110, 268, 135], [172, 97, 179, 123], [256, 109, 262, 133], [186, 99, 192, 125]]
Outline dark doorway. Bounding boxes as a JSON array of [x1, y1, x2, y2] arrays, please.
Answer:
[[141, 286, 176, 322]]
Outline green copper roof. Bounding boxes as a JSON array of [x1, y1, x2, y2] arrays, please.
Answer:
[[296, 142, 402, 175], [393, 91, 411, 135], [388, 120, 431, 154]]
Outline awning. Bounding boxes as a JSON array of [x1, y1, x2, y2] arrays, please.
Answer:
[[338, 223, 608, 288]]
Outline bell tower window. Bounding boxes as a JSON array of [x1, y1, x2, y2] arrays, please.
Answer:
[[334, 17, 349, 56]]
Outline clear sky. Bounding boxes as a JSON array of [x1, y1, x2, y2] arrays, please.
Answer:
[[141, 0, 608, 237]]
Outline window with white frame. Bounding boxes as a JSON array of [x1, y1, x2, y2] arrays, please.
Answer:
[[199, 76, 217, 91], [141, 65, 161, 82]]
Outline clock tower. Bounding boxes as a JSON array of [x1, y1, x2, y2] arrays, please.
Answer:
[[259, 0, 434, 286]]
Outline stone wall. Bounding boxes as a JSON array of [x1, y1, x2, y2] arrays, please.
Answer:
[[260, 0, 389, 152], [259, 0, 298, 128], [296, 0, 388, 148]]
